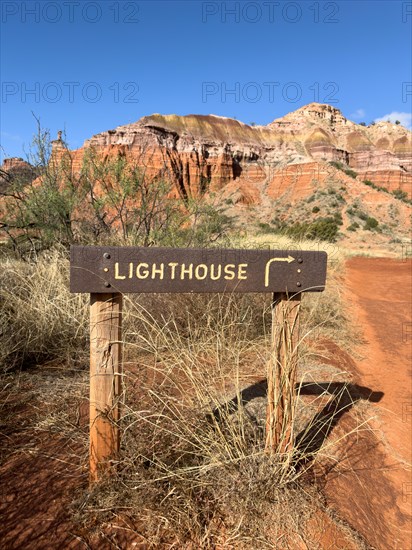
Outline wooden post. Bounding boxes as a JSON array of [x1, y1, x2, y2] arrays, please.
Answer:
[[266, 292, 301, 454], [89, 293, 123, 482]]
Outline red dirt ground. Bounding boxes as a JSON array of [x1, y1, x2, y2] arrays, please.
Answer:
[[323, 257, 412, 549]]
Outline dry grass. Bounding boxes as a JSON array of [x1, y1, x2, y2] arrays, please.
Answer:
[[0, 248, 89, 371], [0, 245, 371, 547]]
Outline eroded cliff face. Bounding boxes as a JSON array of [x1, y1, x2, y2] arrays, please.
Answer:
[[56, 103, 410, 202], [0, 157, 37, 194]]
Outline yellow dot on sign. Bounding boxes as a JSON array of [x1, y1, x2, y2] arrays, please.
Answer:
[[297, 269, 301, 273], [103, 267, 109, 273]]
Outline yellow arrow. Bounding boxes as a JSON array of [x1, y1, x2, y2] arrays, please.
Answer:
[[264, 256, 295, 287]]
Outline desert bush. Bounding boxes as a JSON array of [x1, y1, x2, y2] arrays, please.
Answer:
[[392, 189, 407, 200], [281, 218, 340, 243], [364, 217, 379, 231], [257, 221, 277, 234], [329, 161, 343, 171], [329, 161, 357, 180], [357, 210, 368, 221], [0, 125, 232, 256], [392, 188, 411, 204], [344, 168, 358, 179]]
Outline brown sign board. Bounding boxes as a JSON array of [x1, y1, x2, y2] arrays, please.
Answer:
[[70, 246, 327, 294]]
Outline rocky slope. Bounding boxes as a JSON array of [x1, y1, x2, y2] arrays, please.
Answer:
[[2, 103, 411, 246], [67, 103, 411, 201]]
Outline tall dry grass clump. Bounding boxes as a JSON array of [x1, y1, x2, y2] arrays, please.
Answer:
[[75, 253, 369, 547], [0, 248, 89, 371]]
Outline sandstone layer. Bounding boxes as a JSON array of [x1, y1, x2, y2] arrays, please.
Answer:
[[58, 103, 411, 201], [2, 103, 411, 245]]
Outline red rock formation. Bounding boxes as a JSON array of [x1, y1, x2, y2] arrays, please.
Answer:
[[0, 157, 37, 194], [57, 103, 410, 201]]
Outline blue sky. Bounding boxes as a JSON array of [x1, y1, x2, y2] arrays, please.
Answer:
[[0, 0, 411, 161]]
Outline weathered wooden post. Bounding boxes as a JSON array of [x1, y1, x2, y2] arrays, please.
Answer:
[[89, 293, 123, 481], [266, 292, 301, 453], [70, 246, 327, 479]]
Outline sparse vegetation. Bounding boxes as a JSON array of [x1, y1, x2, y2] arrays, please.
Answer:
[[364, 216, 379, 231], [362, 180, 412, 205], [280, 217, 340, 242], [344, 168, 358, 179], [0, 124, 232, 258], [329, 161, 358, 179], [357, 210, 369, 221], [392, 188, 411, 203]]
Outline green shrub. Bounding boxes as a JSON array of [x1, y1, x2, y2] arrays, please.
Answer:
[[330, 161, 343, 171], [312, 206, 320, 213], [257, 222, 277, 234], [392, 189, 408, 201], [364, 217, 379, 230], [333, 212, 343, 226], [344, 168, 358, 179], [329, 161, 357, 179], [281, 217, 339, 242], [347, 222, 359, 232], [1, 124, 232, 256], [363, 180, 389, 193]]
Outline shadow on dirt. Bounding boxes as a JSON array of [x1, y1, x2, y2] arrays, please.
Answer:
[[208, 379, 383, 463]]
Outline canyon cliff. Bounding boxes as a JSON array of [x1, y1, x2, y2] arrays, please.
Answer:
[[2, 103, 411, 246], [51, 103, 411, 203]]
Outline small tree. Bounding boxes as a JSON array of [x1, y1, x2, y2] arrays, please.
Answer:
[[1, 121, 232, 254], [0, 117, 83, 257]]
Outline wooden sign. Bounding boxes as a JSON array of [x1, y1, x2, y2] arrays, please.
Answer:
[[69, 245, 327, 482], [70, 246, 327, 294]]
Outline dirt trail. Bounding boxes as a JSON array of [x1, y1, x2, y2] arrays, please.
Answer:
[[325, 257, 412, 549]]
